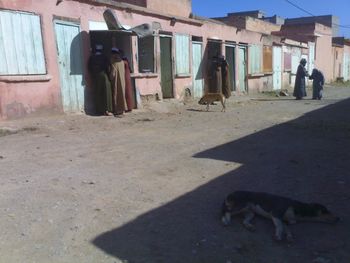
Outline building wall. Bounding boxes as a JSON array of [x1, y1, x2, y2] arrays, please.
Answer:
[[332, 46, 344, 80], [0, 0, 266, 119], [214, 15, 281, 35], [147, 0, 191, 18], [314, 24, 333, 83]]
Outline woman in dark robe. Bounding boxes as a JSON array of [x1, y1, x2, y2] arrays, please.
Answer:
[[109, 48, 127, 116], [293, 58, 308, 100], [208, 57, 222, 93], [120, 51, 135, 112], [220, 56, 232, 99], [88, 45, 113, 115], [309, 68, 325, 100]]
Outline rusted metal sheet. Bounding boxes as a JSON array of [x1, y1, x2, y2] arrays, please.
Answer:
[[263, 46, 272, 73]]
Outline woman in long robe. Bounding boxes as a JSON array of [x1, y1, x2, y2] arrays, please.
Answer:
[[309, 68, 325, 100], [122, 57, 135, 111], [88, 46, 112, 115], [109, 48, 127, 116], [293, 58, 308, 100]]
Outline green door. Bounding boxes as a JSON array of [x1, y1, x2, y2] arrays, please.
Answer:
[[160, 36, 173, 98], [238, 47, 247, 92], [225, 45, 236, 91]]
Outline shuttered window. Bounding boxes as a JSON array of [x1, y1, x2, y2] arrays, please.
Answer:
[[0, 10, 46, 75], [175, 34, 190, 75], [263, 46, 272, 73], [138, 36, 155, 73], [249, 44, 262, 74]]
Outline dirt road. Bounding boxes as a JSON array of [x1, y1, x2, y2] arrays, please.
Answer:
[[1, 86, 350, 263]]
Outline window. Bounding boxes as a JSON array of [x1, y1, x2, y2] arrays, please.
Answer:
[[175, 34, 190, 75], [249, 44, 262, 74], [0, 10, 46, 75], [138, 36, 154, 73], [263, 46, 272, 73]]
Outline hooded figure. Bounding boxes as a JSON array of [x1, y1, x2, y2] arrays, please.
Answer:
[[293, 58, 308, 100], [88, 44, 113, 115], [309, 68, 325, 100]]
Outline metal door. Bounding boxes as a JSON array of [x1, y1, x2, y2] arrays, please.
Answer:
[[238, 47, 247, 92], [273, 46, 282, 90], [160, 36, 173, 98], [225, 45, 236, 91], [192, 42, 203, 98], [54, 20, 84, 112]]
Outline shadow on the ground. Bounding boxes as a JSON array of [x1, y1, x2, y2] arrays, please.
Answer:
[[92, 98, 350, 263]]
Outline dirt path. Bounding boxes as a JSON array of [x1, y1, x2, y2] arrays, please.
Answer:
[[1, 86, 350, 263]]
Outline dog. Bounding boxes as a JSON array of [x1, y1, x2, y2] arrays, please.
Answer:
[[221, 191, 339, 242], [198, 93, 226, 112]]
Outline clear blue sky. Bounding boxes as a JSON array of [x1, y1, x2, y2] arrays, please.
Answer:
[[192, 0, 350, 37]]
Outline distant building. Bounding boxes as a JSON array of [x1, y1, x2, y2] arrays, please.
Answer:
[[285, 15, 339, 37]]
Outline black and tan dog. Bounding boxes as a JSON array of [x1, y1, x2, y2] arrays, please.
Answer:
[[221, 191, 339, 242], [198, 93, 226, 112]]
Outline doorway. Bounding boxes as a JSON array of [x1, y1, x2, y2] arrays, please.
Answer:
[[54, 20, 84, 113], [225, 45, 236, 91], [273, 46, 282, 90], [192, 41, 204, 98], [160, 36, 173, 98], [238, 46, 248, 92]]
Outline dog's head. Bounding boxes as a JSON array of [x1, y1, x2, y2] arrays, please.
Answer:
[[297, 203, 340, 224], [198, 97, 206, 105]]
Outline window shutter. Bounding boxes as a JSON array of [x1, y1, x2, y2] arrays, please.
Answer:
[[175, 34, 190, 75], [0, 10, 46, 75]]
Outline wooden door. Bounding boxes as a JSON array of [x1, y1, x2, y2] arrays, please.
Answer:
[[273, 46, 282, 90], [225, 45, 236, 91], [238, 47, 247, 92], [54, 20, 84, 112], [160, 36, 173, 98], [192, 42, 203, 98]]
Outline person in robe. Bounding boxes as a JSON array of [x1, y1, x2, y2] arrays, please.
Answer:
[[219, 55, 232, 99], [208, 56, 222, 94], [120, 50, 135, 112], [293, 58, 308, 100], [309, 68, 325, 100], [109, 47, 127, 116], [88, 44, 112, 116]]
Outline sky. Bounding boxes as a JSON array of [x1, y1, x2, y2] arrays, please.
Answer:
[[192, 0, 350, 37]]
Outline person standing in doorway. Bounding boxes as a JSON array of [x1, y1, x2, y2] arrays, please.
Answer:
[[309, 68, 325, 100], [293, 58, 308, 100], [120, 50, 135, 112], [88, 44, 113, 116], [219, 55, 232, 99], [109, 47, 127, 116]]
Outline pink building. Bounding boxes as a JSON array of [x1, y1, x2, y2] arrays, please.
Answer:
[[0, 1, 342, 120]]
